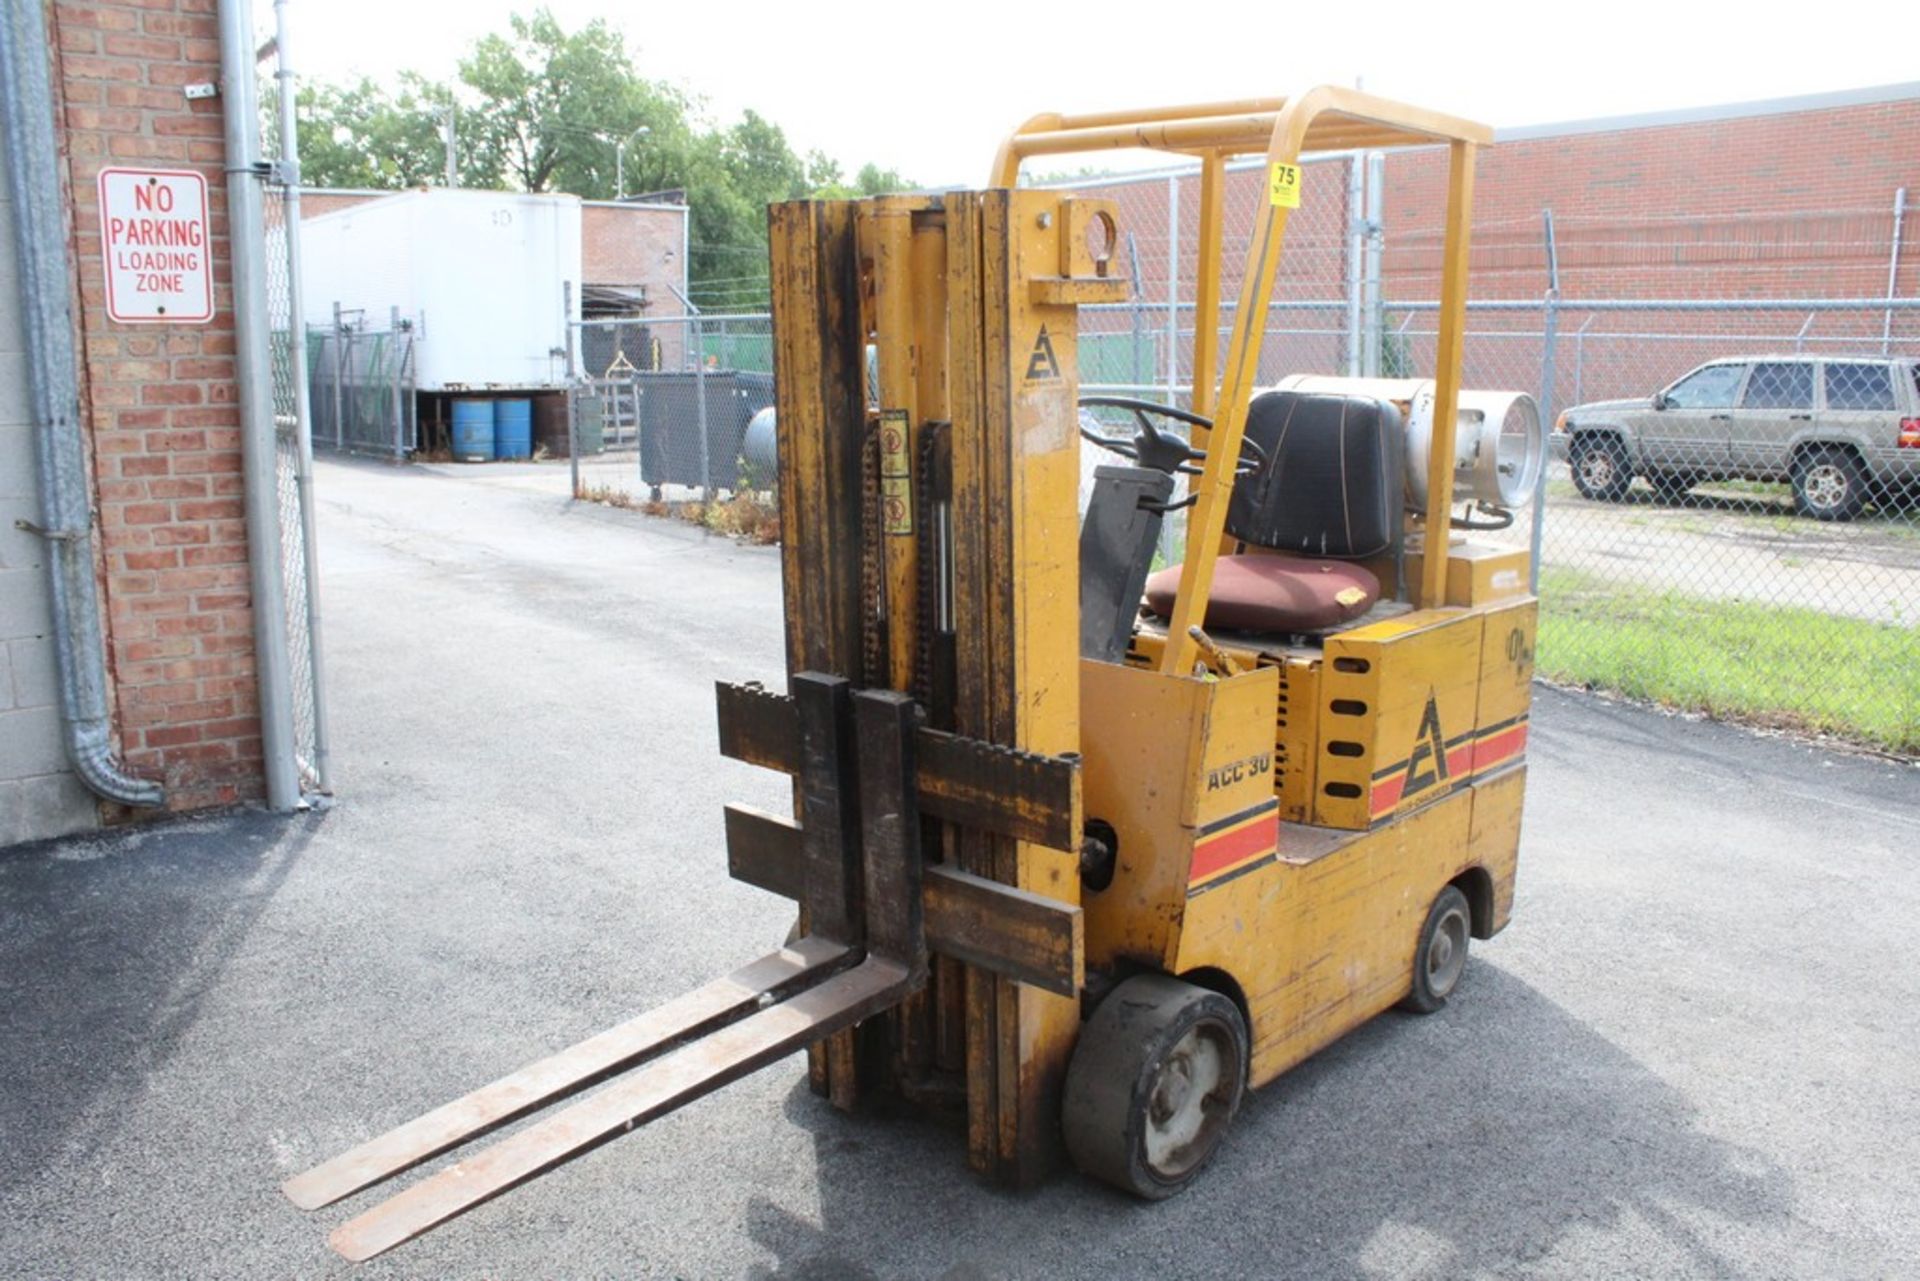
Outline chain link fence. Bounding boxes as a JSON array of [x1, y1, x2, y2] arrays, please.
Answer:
[[567, 314, 776, 505], [308, 305, 418, 460], [549, 169, 1919, 751], [257, 10, 329, 796], [1051, 162, 1920, 753]]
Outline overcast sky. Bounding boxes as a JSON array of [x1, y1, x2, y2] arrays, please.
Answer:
[[288, 0, 1914, 187]]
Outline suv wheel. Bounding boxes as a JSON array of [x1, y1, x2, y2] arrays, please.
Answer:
[[1792, 447, 1867, 521], [1569, 435, 1632, 502]]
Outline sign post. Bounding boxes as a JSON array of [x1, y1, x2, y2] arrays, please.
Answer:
[[97, 167, 214, 324]]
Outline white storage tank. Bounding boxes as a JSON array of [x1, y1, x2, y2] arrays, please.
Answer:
[[299, 188, 582, 391]]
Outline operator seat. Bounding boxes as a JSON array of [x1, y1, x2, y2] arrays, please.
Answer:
[[1142, 389, 1404, 634]]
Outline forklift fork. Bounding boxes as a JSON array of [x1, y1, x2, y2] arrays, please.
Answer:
[[284, 674, 1081, 1260]]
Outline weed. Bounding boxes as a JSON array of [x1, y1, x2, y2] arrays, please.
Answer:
[[576, 483, 639, 510]]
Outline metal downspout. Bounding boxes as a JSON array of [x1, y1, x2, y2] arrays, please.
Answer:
[[218, 0, 302, 810], [1, 0, 163, 808]]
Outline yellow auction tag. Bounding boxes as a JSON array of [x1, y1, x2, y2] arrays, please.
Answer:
[[1268, 162, 1302, 208]]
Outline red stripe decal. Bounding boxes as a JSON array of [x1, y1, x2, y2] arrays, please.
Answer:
[[1189, 815, 1278, 883], [1370, 722, 1530, 818], [1472, 723, 1529, 771]]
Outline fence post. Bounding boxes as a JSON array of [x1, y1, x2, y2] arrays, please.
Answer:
[[1886, 186, 1907, 357], [1165, 174, 1179, 396], [1127, 231, 1145, 385], [1572, 314, 1593, 407], [1351, 153, 1367, 376], [389, 305, 404, 461], [1529, 209, 1561, 595], [331, 300, 344, 450], [694, 315, 712, 500], [1363, 152, 1385, 376], [341, 323, 355, 451], [566, 307, 580, 498], [1531, 292, 1558, 594]]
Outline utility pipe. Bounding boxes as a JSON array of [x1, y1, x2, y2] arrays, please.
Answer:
[[1, 0, 164, 808], [219, 0, 303, 810]]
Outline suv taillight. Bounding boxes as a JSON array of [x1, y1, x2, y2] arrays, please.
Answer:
[[1901, 418, 1920, 449]]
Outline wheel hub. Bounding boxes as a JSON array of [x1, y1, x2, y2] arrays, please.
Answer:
[[1426, 908, 1469, 998], [1141, 1025, 1231, 1178], [1804, 465, 1847, 509]]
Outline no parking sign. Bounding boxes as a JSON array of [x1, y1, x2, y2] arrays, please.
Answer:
[[97, 167, 214, 324]]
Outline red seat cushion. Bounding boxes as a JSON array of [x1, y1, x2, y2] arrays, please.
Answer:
[[1143, 554, 1380, 633]]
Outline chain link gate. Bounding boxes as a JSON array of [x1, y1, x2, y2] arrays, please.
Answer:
[[257, 0, 329, 795], [308, 306, 418, 460]]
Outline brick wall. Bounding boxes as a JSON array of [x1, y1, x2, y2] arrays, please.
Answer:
[[50, 0, 264, 815], [580, 202, 684, 298], [1056, 91, 1920, 310], [1381, 98, 1920, 302]]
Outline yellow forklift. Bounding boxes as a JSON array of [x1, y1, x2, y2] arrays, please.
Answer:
[[281, 87, 1545, 1258]]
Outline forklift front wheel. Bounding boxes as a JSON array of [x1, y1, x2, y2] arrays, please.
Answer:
[[1063, 974, 1248, 1199], [1400, 885, 1472, 1014]]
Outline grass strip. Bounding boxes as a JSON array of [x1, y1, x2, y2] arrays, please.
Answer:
[[1538, 566, 1920, 755]]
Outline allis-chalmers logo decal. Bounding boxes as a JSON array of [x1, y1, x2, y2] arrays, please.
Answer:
[[1402, 691, 1452, 801], [1025, 325, 1061, 381], [1368, 688, 1530, 822]]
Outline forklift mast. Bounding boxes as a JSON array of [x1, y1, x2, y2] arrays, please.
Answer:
[[762, 190, 1129, 1180]]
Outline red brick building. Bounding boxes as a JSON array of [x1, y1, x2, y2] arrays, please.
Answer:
[[1062, 82, 1920, 316], [3, 0, 313, 845], [1054, 83, 1918, 402]]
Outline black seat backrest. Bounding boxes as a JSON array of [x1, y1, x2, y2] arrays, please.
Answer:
[[1225, 390, 1404, 558], [1079, 465, 1174, 664]]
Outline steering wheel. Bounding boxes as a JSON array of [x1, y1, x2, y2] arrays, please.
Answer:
[[1076, 396, 1266, 479]]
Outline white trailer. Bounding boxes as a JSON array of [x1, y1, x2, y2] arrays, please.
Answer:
[[299, 188, 582, 391]]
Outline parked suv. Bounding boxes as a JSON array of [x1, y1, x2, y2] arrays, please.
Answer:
[[1550, 356, 1920, 519]]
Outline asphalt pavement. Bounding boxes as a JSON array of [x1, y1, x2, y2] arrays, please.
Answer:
[[2, 455, 1917, 1279]]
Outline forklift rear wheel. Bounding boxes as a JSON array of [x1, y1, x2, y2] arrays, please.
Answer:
[[1063, 974, 1247, 1199], [1400, 885, 1472, 1014]]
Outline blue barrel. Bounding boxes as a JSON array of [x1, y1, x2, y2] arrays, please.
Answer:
[[493, 398, 533, 461], [451, 399, 495, 462]]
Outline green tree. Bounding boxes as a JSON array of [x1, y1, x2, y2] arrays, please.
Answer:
[[456, 9, 686, 197], [295, 8, 914, 313], [296, 75, 483, 189]]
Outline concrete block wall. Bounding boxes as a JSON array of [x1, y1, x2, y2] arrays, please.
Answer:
[[0, 131, 100, 844]]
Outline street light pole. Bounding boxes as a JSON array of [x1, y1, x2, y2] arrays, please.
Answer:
[[615, 124, 651, 201], [438, 102, 457, 188]]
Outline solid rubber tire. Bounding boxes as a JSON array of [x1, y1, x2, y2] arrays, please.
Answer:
[[1400, 885, 1472, 1015], [1062, 973, 1248, 1200]]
